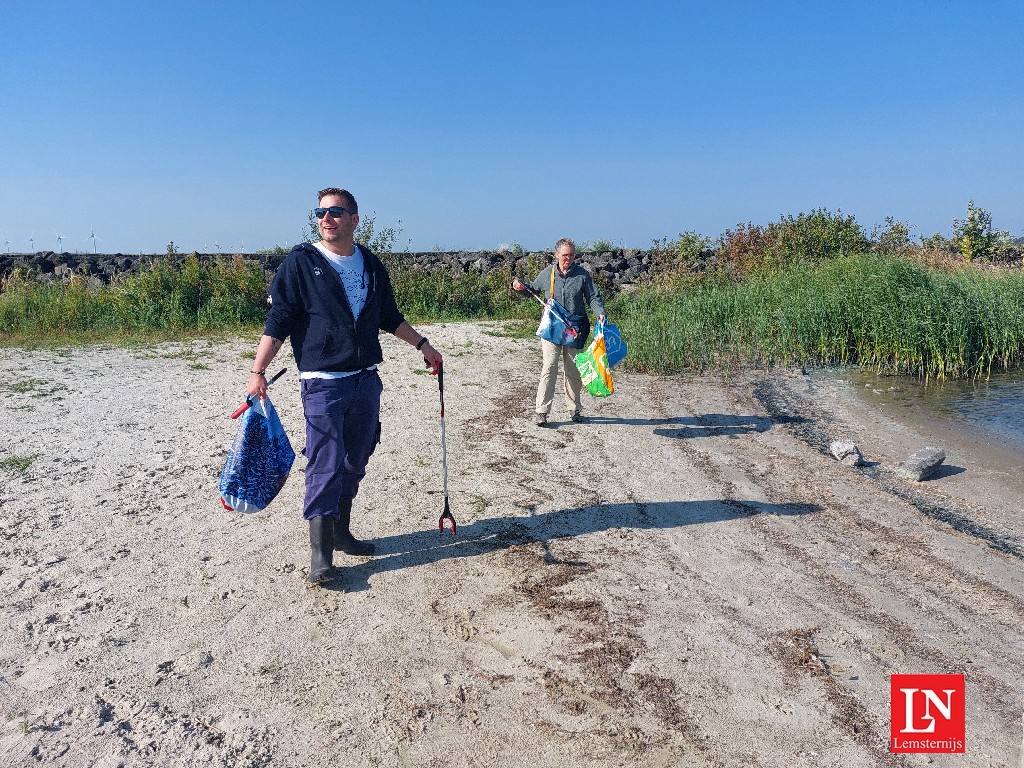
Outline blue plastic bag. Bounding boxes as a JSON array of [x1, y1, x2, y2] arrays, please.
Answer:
[[536, 299, 580, 346], [602, 322, 628, 368], [219, 395, 295, 514]]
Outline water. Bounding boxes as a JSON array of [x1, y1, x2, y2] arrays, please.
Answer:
[[839, 368, 1024, 455]]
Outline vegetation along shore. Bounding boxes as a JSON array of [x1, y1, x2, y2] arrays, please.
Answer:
[[1, 204, 1021, 380]]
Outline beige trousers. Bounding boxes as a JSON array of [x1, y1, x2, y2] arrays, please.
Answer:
[[536, 339, 583, 416]]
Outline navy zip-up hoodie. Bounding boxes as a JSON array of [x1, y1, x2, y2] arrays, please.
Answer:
[[263, 243, 406, 372]]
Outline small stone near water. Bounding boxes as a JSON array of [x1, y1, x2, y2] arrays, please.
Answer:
[[896, 447, 946, 481], [830, 440, 863, 467]]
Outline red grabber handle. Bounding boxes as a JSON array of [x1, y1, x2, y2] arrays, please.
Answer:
[[230, 368, 287, 419], [229, 402, 251, 420]]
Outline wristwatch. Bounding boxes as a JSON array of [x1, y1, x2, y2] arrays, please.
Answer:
[[416, 337, 429, 350]]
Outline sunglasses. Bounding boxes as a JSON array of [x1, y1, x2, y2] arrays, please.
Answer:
[[314, 206, 353, 219]]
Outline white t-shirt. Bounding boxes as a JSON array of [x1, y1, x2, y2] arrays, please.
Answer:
[[302, 242, 375, 380], [314, 241, 368, 318]]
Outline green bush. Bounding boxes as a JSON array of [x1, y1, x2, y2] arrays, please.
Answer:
[[871, 217, 912, 256], [655, 231, 712, 269], [765, 209, 869, 266], [920, 232, 955, 252], [716, 221, 775, 277], [648, 232, 715, 289], [256, 244, 290, 255], [715, 210, 869, 277], [588, 239, 615, 253], [952, 200, 1010, 262]]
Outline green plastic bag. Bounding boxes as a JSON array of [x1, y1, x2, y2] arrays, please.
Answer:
[[574, 323, 614, 397]]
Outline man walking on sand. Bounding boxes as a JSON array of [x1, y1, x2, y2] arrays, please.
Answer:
[[246, 187, 442, 584], [513, 238, 605, 426]]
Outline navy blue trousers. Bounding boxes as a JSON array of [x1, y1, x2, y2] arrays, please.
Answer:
[[300, 372, 382, 520]]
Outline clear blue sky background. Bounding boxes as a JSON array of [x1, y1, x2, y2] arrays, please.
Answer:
[[1, 0, 1021, 255]]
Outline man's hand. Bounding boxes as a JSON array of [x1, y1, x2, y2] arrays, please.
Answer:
[[599, 313, 607, 323], [245, 335, 283, 400], [512, 278, 525, 292], [421, 342, 443, 374], [246, 372, 268, 400]]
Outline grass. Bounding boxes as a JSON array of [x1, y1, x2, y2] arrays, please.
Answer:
[[482, 320, 535, 339], [258, 660, 282, 676], [0, 254, 268, 343], [10, 710, 30, 735], [2, 250, 1021, 380], [7, 379, 42, 394], [386, 258, 538, 325], [1, 378, 66, 399], [611, 254, 1024, 379], [0, 253, 539, 346], [1, 453, 40, 473]]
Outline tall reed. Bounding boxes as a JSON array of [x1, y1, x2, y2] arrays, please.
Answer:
[[612, 254, 1024, 378]]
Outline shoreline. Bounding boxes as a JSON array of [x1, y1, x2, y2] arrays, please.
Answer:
[[809, 367, 1024, 495], [846, 366, 1024, 454]]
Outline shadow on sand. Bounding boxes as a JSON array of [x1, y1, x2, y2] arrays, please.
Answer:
[[926, 464, 966, 480], [324, 499, 821, 593], [650, 413, 774, 439], [579, 413, 774, 436]]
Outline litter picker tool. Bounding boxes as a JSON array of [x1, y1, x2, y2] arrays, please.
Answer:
[[429, 360, 456, 535], [230, 368, 287, 419]]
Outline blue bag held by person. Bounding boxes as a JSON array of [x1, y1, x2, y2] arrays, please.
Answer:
[[536, 298, 580, 347], [602, 321, 628, 368], [220, 395, 295, 514], [531, 267, 581, 347]]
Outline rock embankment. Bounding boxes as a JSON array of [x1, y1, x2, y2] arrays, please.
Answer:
[[0, 248, 667, 293]]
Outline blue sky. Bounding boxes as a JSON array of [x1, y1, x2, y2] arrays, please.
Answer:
[[1, 1, 1021, 254]]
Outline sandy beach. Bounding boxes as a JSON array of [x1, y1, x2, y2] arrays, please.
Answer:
[[1, 322, 1022, 767]]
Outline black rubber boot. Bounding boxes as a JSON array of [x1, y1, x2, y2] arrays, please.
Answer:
[[335, 498, 375, 556], [308, 515, 335, 584]]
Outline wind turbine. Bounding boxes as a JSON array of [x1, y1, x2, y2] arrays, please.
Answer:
[[88, 227, 100, 254], [214, 241, 221, 252], [56, 233, 65, 253], [3, 238, 9, 254], [29, 233, 35, 252]]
